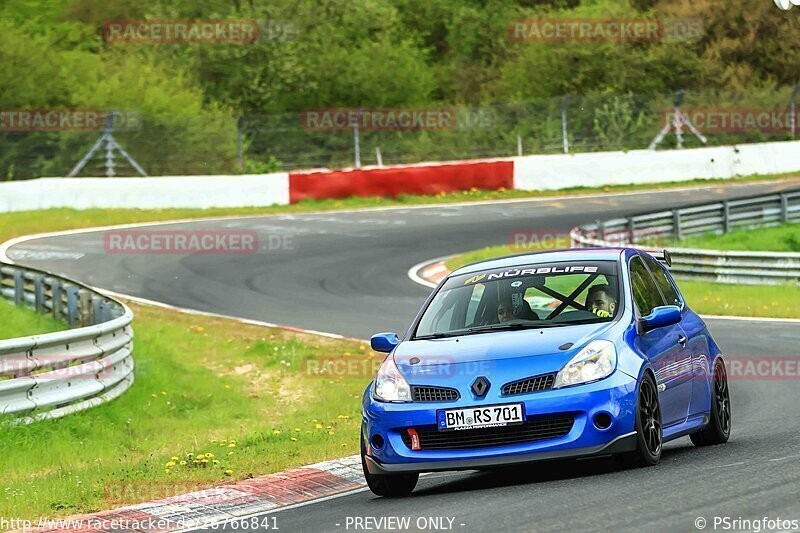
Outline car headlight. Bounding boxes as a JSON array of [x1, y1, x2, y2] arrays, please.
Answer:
[[373, 357, 412, 402], [554, 340, 617, 388]]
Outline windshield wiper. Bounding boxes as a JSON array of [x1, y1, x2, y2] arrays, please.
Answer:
[[464, 322, 566, 334]]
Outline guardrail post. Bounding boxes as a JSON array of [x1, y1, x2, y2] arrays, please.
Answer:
[[627, 218, 636, 244], [66, 286, 79, 328], [597, 220, 606, 241], [13, 270, 24, 305], [781, 194, 789, 224], [673, 209, 682, 241], [79, 289, 92, 326], [51, 279, 63, 320], [722, 201, 730, 234], [34, 274, 45, 313]]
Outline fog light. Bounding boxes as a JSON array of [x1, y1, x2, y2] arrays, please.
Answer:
[[593, 413, 612, 430], [370, 433, 385, 449]]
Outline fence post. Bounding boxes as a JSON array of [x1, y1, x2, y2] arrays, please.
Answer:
[[597, 219, 606, 241], [353, 121, 361, 169], [236, 117, 244, 169], [673, 209, 682, 241], [517, 134, 523, 157], [375, 146, 383, 167], [561, 95, 571, 154], [722, 201, 730, 234]]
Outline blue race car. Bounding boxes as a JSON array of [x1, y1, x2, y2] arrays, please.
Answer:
[[361, 248, 731, 496]]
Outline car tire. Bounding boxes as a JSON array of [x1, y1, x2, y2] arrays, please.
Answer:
[[361, 434, 418, 497], [617, 373, 662, 469], [690, 360, 731, 447]]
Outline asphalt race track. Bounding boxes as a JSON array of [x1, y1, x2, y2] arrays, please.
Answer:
[[7, 180, 800, 532]]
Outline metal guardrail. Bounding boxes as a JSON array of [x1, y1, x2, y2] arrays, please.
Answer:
[[571, 189, 800, 285], [0, 262, 134, 423]]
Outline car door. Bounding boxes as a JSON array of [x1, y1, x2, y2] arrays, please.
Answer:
[[642, 255, 711, 420], [629, 256, 693, 427]]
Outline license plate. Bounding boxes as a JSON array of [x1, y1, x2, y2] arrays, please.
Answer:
[[437, 403, 525, 431]]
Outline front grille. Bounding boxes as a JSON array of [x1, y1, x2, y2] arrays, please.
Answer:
[[501, 373, 555, 396], [400, 415, 574, 450], [411, 386, 460, 402]]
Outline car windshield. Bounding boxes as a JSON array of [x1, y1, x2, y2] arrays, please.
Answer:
[[415, 260, 619, 339]]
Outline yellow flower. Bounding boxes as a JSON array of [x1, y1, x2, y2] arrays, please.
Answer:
[[294, 428, 301, 432], [161, 391, 167, 396], [315, 424, 323, 429], [228, 443, 236, 448], [228, 451, 235, 456], [186, 452, 194, 457], [165, 461, 176, 467], [290, 437, 298, 442], [197, 454, 205, 460], [341, 444, 347, 447], [171, 456, 179, 461], [206, 453, 214, 458], [328, 431, 335, 435], [273, 430, 281, 436], [202, 459, 209, 464], [326, 426, 332, 430], [151, 394, 157, 398], [359, 345, 366, 351], [211, 439, 217, 443], [165, 469, 171, 474], [195, 326, 205, 333], [180, 461, 187, 466], [225, 469, 233, 476]]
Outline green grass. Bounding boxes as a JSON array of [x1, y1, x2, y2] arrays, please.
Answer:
[[0, 303, 377, 519], [442, 243, 800, 319], [1, 172, 797, 245], [678, 223, 800, 252], [0, 298, 65, 337]]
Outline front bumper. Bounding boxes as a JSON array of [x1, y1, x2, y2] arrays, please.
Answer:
[[362, 370, 638, 474]]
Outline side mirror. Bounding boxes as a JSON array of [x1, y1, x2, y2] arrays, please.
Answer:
[[639, 305, 682, 333], [370, 332, 399, 353]]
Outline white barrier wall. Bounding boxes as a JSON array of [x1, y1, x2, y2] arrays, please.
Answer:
[[513, 140, 800, 190], [0, 173, 290, 212]]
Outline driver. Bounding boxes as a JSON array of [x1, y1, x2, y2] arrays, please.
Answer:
[[586, 284, 616, 318], [497, 297, 515, 323]]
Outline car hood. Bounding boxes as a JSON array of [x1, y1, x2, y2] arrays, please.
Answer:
[[394, 322, 613, 374]]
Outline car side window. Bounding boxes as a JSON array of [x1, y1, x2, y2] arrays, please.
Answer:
[[642, 255, 682, 307], [629, 257, 665, 316]]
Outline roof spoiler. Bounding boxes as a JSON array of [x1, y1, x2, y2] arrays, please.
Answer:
[[650, 249, 672, 267]]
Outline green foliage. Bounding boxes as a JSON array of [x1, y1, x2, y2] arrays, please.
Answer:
[[1, 0, 798, 178]]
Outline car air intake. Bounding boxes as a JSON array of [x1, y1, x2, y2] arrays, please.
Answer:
[[501, 373, 556, 396], [411, 386, 460, 402], [401, 415, 574, 450]]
